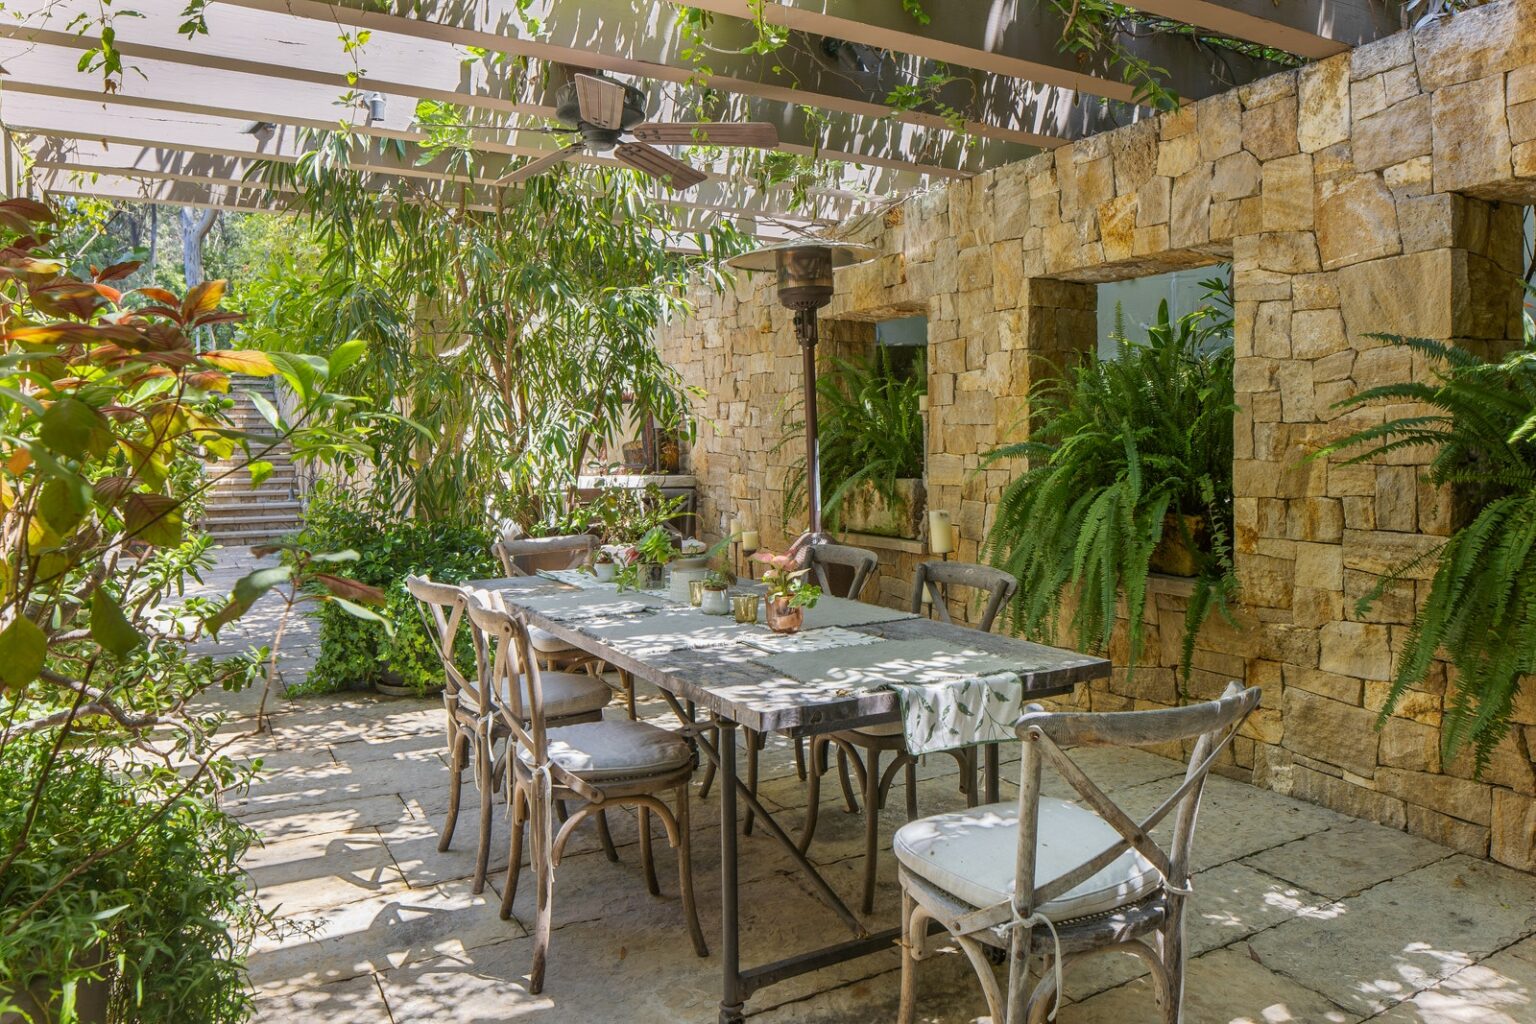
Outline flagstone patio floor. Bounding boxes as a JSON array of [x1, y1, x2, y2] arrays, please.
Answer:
[[190, 551, 1536, 1023]]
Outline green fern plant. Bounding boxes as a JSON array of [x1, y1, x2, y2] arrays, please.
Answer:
[[1315, 298, 1536, 773], [779, 348, 926, 533], [982, 290, 1238, 678]]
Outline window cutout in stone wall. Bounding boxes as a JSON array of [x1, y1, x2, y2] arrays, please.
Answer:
[[811, 314, 929, 543], [1096, 264, 1231, 360]]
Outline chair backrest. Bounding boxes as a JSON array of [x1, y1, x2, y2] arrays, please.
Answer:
[[908, 560, 1017, 631], [1010, 682, 1260, 924], [492, 532, 595, 577], [463, 590, 545, 751], [404, 574, 487, 713], [804, 542, 879, 600], [463, 591, 601, 799]]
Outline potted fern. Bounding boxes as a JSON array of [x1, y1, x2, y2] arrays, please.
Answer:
[[983, 291, 1239, 676], [1315, 292, 1536, 772], [780, 348, 927, 538]]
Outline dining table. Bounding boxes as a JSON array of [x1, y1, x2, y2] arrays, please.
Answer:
[[468, 570, 1111, 1024]]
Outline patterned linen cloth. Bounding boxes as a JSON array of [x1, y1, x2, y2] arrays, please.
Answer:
[[886, 673, 1027, 756], [763, 638, 1029, 754]]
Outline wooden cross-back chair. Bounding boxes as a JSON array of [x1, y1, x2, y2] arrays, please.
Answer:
[[896, 682, 1261, 1024], [490, 531, 617, 685], [404, 574, 505, 894], [799, 559, 1019, 914], [464, 593, 707, 995]]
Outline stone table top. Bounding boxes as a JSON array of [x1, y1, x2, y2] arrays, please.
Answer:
[[467, 575, 1109, 735]]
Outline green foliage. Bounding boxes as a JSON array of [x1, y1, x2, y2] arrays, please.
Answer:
[[0, 739, 266, 1024], [296, 486, 497, 696], [0, 196, 384, 1023], [1314, 306, 1536, 772], [780, 347, 926, 533], [247, 142, 744, 528], [983, 287, 1237, 677]]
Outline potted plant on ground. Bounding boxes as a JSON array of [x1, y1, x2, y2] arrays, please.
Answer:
[[753, 552, 822, 633]]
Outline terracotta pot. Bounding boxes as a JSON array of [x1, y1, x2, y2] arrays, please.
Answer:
[[765, 596, 804, 634], [1149, 514, 1206, 578]]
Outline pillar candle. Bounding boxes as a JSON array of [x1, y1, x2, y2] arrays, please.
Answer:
[[741, 529, 761, 553], [928, 510, 954, 555]]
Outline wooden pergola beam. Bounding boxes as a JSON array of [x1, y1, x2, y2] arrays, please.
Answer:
[[2, 94, 871, 226], [218, 0, 1076, 149], [680, 0, 1285, 102], [0, 10, 988, 186], [29, 166, 801, 243], [1128, 0, 1404, 59], [26, 138, 844, 227]]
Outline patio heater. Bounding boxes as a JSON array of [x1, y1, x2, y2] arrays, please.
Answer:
[[726, 239, 876, 548]]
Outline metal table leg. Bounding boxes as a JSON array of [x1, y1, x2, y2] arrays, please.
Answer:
[[717, 718, 745, 1024], [984, 743, 1000, 804]]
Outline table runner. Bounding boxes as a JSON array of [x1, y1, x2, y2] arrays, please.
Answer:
[[581, 605, 770, 657], [758, 595, 919, 631], [764, 638, 1032, 754]]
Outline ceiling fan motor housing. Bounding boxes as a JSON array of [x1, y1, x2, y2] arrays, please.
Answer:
[[555, 75, 647, 150]]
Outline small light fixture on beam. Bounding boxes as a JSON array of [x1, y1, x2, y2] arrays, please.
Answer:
[[239, 121, 275, 136], [362, 92, 387, 126]]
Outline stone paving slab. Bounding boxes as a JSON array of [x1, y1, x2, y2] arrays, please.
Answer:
[[1248, 855, 1536, 1017], [1244, 817, 1455, 900], [200, 545, 1532, 1024]]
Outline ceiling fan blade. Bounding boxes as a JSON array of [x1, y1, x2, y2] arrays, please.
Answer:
[[614, 142, 708, 191], [632, 122, 780, 149], [495, 143, 583, 186], [574, 73, 628, 130]]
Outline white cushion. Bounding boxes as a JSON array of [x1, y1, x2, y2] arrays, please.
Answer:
[[893, 799, 1161, 923], [528, 626, 576, 653], [519, 720, 691, 783], [498, 671, 609, 721]]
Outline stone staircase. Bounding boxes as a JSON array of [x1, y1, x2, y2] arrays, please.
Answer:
[[203, 376, 305, 548]]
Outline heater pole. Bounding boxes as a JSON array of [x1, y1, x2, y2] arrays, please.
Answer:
[[794, 308, 823, 542]]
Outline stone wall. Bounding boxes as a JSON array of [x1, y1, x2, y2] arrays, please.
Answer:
[[657, 0, 1536, 871]]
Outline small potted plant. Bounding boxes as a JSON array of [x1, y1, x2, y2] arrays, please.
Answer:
[[700, 568, 734, 615], [753, 551, 821, 633], [592, 545, 620, 582], [617, 527, 676, 591]]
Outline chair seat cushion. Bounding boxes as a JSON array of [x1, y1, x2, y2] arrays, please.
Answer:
[[499, 671, 609, 721], [519, 720, 691, 783], [893, 799, 1161, 923], [528, 626, 576, 653]]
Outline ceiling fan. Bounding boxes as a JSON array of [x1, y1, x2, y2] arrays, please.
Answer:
[[496, 71, 781, 189]]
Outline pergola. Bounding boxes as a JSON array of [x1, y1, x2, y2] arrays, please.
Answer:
[[0, 0, 1407, 241]]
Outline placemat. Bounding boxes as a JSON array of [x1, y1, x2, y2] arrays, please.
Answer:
[[517, 589, 666, 622], [755, 595, 918, 631], [737, 626, 884, 655], [763, 638, 1026, 691], [582, 605, 770, 657], [535, 568, 613, 590]]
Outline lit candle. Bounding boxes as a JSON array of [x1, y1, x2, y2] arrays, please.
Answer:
[[741, 529, 761, 554], [928, 510, 954, 555]]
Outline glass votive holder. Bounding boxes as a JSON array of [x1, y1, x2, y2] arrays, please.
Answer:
[[688, 579, 705, 607], [732, 593, 760, 624]]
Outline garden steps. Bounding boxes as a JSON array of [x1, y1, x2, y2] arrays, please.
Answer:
[[202, 376, 305, 547]]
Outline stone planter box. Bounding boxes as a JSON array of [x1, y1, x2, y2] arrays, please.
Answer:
[[837, 478, 925, 539]]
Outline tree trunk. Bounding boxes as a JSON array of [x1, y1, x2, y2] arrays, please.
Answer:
[[179, 206, 217, 290], [144, 206, 158, 287], [179, 207, 218, 349]]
